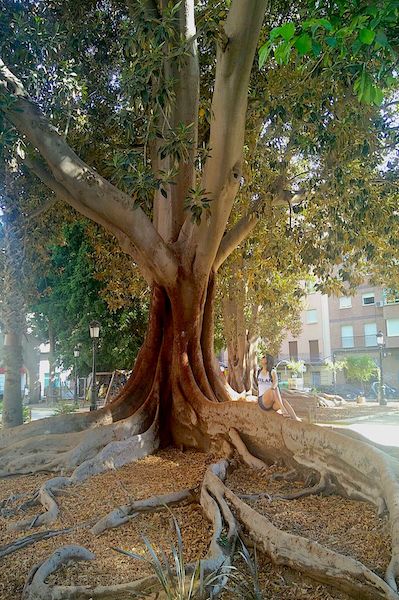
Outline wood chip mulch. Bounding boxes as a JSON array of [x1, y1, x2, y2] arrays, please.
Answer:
[[0, 449, 391, 600]]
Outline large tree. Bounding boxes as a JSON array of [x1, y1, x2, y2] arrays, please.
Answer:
[[0, 183, 25, 427], [1, 1, 399, 596]]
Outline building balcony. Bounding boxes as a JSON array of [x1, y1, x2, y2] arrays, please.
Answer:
[[276, 354, 326, 366], [334, 335, 379, 352]]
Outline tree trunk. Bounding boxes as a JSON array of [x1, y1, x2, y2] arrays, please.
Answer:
[[2, 332, 23, 428], [223, 278, 247, 393], [1, 196, 25, 428], [47, 324, 57, 403], [243, 331, 259, 392]]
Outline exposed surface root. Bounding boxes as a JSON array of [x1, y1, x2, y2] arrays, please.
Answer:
[[215, 460, 398, 600], [8, 477, 70, 532], [0, 526, 77, 559], [228, 428, 267, 470], [0, 399, 158, 478], [274, 473, 331, 501], [3, 410, 160, 533], [271, 469, 298, 482], [21, 461, 235, 600], [225, 484, 398, 599], [91, 488, 198, 535], [20, 458, 399, 600]]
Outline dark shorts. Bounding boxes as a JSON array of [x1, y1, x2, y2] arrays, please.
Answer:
[[258, 395, 273, 411]]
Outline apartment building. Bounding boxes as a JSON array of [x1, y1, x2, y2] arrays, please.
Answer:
[[277, 284, 399, 389], [330, 285, 399, 387], [278, 288, 332, 388]]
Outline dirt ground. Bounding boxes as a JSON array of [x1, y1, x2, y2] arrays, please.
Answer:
[[0, 445, 391, 600]]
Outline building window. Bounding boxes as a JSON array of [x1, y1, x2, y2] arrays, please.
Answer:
[[362, 292, 375, 306], [306, 309, 318, 324], [341, 325, 354, 348], [387, 319, 399, 337], [364, 323, 377, 347], [309, 340, 320, 361], [339, 296, 352, 309], [289, 341, 298, 361]]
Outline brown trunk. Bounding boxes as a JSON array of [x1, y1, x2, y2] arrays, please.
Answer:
[[107, 277, 227, 448], [222, 277, 247, 393], [2, 332, 23, 428], [243, 332, 259, 392]]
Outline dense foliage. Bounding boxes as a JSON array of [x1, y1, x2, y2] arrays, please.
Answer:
[[30, 221, 148, 374]]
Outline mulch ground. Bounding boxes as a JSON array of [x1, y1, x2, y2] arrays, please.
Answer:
[[0, 448, 391, 600]]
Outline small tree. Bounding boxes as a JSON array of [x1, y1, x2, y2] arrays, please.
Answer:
[[324, 359, 347, 394], [287, 360, 305, 378], [344, 356, 378, 395]]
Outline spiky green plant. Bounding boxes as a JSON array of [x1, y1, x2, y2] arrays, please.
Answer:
[[113, 512, 230, 599], [225, 540, 263, 600]]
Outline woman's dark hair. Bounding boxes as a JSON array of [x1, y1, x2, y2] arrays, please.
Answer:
[[263, 354, 274, 372]]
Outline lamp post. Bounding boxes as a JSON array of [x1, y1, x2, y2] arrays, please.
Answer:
[[73, 347, 80, 405], [376, 330, 387, 406], [89, 321, 100, 411]]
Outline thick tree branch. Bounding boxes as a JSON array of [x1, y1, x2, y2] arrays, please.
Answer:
[[0, 59, 177, 285], [213, 210, 259, 272], [187, 0, 267, 276], [22, 154, 154, 285], [213, 186, 305, 271], [153, 0, 199, 243]]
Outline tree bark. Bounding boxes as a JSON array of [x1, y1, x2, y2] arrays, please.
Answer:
[[47, 324, 57, 404], [2, 333, 23, 428], [1, 193, 25, 428]]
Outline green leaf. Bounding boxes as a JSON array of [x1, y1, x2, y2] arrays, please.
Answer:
[[258, 42, 271, 68], [312, 41, 322, 56], [270, 22, 295, 42], [274, 40, 292, 64], [279, 22, 296, 41], [303, 18, 333, 32], [375, 30, 388, 48], [359, 28, 375, 45], [295, 33, 312, 56], [326, 36, 338, 48], [372, 85, 384, 105]]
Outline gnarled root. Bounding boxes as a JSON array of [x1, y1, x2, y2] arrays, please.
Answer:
[[274, 473, 332, 500], [209, 460, 399, 600], [228, 428, 267, 470], [91, 488, 198, 535], [224, 482, 398, 599], [5, 410, 160, 533], [0, 526, 77, 559], [0, 397, 157, 477], [8, 477, 70, 532], [22, 462, 236, 600]]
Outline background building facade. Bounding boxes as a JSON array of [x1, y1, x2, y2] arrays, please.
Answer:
[[277, 284, 399, 391]]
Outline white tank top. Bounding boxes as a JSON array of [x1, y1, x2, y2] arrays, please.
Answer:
[[258, 369, 274, 396]]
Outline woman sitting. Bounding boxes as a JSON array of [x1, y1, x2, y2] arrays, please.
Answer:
[[257, 354, 300, 421]]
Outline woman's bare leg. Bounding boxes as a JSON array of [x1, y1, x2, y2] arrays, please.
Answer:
[[273, 389, 301, 421]]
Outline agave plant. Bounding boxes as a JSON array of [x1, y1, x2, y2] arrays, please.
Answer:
[[113, 511, 229, 600], [225, 539, 263, 600]]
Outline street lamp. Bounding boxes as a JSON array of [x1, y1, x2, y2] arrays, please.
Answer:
[[89, 321, 100, 411], [73, 347, 80, 405], [376, 330, 387, 406]]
